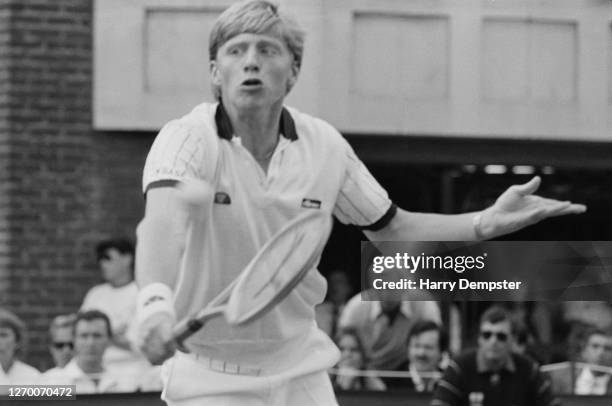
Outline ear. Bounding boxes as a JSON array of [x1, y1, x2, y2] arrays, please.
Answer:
[[210, 60, 221, 88], [287, 62, 300, 91]]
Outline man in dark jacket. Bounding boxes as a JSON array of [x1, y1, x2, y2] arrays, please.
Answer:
[[431, 305, 559, 406]]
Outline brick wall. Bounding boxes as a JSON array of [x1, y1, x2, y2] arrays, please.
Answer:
[[0, 1, 11, 307], [0, 0, 151, 370]]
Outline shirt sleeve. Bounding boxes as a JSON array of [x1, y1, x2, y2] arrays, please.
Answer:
[[80, 287, 95, 311], [332, 138, 396, 230], [531, 363, 561, 406], [431, 358, 466, 406], [142, 120, 208, 194]]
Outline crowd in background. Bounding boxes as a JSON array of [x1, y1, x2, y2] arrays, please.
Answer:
[[1, 239, 612, 399], [0, 238, 162, 393], [317, 268, 612, 400]]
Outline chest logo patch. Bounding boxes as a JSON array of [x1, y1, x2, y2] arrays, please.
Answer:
[[301, 198, 321, 209], [214, 192, 231, 205]]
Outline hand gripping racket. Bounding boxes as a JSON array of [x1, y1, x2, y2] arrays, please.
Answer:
[[173, 210, 332, 349]]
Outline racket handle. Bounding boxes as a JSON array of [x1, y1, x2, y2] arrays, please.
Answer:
[[173, 319, 204, 348]]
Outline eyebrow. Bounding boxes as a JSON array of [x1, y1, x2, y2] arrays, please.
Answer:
[[226, 38, 283, 49]]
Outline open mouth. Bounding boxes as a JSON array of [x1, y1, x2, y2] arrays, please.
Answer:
[[242, 79, 263, 87]]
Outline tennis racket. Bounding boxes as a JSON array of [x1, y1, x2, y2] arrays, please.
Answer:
[[173, 210, 332, 349]]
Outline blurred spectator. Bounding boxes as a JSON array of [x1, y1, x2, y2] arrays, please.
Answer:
[[46, 314, 76, 372], [332, 328, 385, 391], [315, 269, 353, 337], [511, 318, 545, 365], [387, 320, 447, 391], [0, 309, 40, 385], [80, 238, 150, 379], [431, 305, 559, 406], [563, 302, 612, 359], [338, 288, 440, 371], [41, 310, 137, 393], [532, 301, 612, 363], [547, 327, 612, 395]]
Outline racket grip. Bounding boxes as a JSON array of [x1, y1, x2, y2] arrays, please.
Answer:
[[173, 319, 204, 348]]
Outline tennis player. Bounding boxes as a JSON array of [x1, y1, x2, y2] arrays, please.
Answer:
[[135, 1, 586, 405]]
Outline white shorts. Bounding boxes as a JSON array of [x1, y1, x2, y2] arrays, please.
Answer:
[[161, 351, 339, 406]]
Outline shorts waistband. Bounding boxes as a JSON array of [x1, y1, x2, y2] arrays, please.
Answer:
[[178, 350, 262, 377]]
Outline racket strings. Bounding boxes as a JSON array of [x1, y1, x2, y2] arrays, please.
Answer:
[[230, 220, 328, 322], [252, 230, 306, 298]]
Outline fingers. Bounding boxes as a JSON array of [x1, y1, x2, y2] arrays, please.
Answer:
[[511, 176, 541, 196], [141, 329, 176, 365], [138, 313, 177, 365], [525, 200, 586, 223], [543, 202, 587, 217]]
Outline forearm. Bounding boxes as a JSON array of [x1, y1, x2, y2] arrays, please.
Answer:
[[135, 188, 188, 289], [364, 208, 484, 242], [111, 333, 133, 351], [135, 214, 183, 288]]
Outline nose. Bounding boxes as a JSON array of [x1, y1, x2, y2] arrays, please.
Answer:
[[243, 46, 260, 72]]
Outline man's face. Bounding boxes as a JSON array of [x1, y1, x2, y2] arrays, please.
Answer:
[[581, 333, 612, 367], [211, 31, 298, 111], [74, 319, 109, 367], [99, 248, 132, 286], [478, 320, 513, 365], [0, 327, 17, 364], [408, 330, 442, 372], [50, 326, 74, 368]]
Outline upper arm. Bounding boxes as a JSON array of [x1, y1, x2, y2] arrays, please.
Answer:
[[142, 118, 215, 195], [332, 136, 396, 231], [137, 114, 217, 289]]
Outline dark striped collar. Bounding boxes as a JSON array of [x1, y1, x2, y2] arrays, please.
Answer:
[[214, 101, 298, 141]]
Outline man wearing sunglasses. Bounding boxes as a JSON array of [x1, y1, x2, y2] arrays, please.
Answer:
[[45, 314, 76, 374], [431, 306, 559, 406]]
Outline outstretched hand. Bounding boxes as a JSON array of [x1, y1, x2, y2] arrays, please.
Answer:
[[479, 176, 586, 239]]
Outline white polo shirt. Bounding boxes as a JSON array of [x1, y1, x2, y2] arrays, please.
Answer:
[[40, 359, 135, 394], [142, 102, 395, 374], [0, 360, 40, 386]]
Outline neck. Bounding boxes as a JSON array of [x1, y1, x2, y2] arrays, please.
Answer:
[[485, 357, 506, 372], [77, 358, 104, 374], [109, 277, 132, 288], [223, 100, 282, 159], [0, 357, 14, 373]]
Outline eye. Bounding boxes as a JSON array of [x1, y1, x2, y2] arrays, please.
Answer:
[[227, 46, 241, 56], [260, 45, 278, 56]]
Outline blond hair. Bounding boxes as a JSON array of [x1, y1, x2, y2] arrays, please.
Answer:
[[208, 0, 305, 99]]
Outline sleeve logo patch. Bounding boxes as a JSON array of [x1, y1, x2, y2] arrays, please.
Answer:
[[214, 192, 231, 204], [143, 295, 166, 307], [301, 198, 321, 209]]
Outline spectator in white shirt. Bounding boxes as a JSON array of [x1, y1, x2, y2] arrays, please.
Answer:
[[0, 308, 40, 387], [81, 238, 152, 382], [42, 310, 137, 393]]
